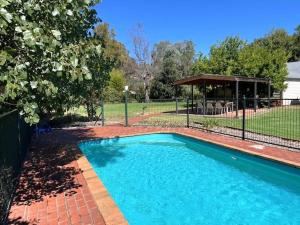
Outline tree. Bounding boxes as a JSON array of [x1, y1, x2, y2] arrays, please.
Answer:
[[191, 36, 288, 91], [150, 40, 195, 99], [103, 69, 126, 103], [131, 23, 152, 102], [191, 53, 211, 74], [209, 37, 246, 75], [0, 0, 110, 124], [238, 43, 288, 90], [150, 49, 182, 99], [292, 25, 300, 61], [152, 41, 195, 77], [71, 39, 114, 120], [94, 23, 129, 68], [253, 29, 294, 62], [175, 41, 195, 76]]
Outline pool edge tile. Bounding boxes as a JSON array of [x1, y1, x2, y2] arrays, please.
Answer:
[[170, 131, 300, 169], [76, 154, 129, 225]]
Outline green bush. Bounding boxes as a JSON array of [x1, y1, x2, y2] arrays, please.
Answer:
[[201, 118, 219, 129]]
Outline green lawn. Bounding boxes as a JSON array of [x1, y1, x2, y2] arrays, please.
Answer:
[[67, 102, 299, 140], [68, 101, 186, 122], [138, 106, 300, 141]]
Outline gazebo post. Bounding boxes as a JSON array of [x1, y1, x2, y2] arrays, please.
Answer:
[[224, 82, 226, 102], [203, 81, 207, 115], [191, 85, 194, 112], [235, 80, 239, 117], [254, 81, 257, 112], [268, 80, 271, 109]]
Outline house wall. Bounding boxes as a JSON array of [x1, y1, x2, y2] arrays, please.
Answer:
[[282, 80, 300, 105]]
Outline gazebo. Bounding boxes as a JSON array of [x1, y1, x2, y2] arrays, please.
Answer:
[[174, 74, 271, 117]]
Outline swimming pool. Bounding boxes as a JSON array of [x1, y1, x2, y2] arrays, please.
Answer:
[[79, 133, 300, 225]]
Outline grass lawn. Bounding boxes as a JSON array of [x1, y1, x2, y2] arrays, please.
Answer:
[[67, 102, 299, 140], [68, 101, 186, 122], [138, 106, 300, 141]]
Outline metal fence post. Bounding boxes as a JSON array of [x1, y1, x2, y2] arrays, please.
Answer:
[[242, 95, 246, 140], [101, 99, 104, 126], [125, 90, 128, 127], [186, 98, 190, 128], [176, 98, 178, 115]]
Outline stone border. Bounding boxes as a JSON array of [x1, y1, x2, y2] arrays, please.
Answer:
[[76, 154, 128, 225]]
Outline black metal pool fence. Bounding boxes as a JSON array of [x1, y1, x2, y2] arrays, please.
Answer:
[[0, 110, 32, 223], [121, 97, 300, 150]]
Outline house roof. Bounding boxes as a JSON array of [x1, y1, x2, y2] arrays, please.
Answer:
[[174, 74, 269, 86], [287, 62, 300, 80]]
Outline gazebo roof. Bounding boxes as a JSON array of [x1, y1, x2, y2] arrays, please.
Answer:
[[174, 74, 270, 85]]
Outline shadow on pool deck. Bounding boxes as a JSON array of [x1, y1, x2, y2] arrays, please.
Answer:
[[8, 128, 108, 225], [12, 135, 83, 206], [7, 216, 31, 225]]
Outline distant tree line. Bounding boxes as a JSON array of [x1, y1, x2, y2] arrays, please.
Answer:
[[1, 0, 299, 123], [192, 26, 300, 91], [123, 25, 300, 101]]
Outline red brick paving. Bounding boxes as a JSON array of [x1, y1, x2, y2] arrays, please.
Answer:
[[8, 126, 300, 225]]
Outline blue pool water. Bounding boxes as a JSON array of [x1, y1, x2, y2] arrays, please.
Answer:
[[79, 134, 300, 225]]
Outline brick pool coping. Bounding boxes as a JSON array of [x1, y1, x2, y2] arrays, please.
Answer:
[[9, 126, 300, 225]]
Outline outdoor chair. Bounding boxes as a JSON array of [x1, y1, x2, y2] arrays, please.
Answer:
[[196, 101, 204, 114], [215, 101, 224, 114], [206, 102, 215, 115], [224, 102, 234, 113]]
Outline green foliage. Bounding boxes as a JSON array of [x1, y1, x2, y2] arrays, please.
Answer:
[[109, 69, 126, 92], [150, 50, 182, 99], [201, 118, 219, 129], [150, 41, 195, 99], [253, 29, 294, 62], [209, 37, 246, 75], [292, 25, 300, 61], [103, 69, 126, 102], [238, 44, 288, 90], [192, 36, 288, 91], [0, 0, 106, 124], [94, 23, 129, 68], [191, 53, 211, 74]]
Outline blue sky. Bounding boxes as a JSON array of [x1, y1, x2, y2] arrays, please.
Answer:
[[94, 0, 300, 56]]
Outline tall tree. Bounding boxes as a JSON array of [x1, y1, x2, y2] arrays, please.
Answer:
[[152, 41, 195, 77], [253, 29, 294, 62], [292, 25, 300, 61], [238, 43, 288, 90], [192, 36, 288, 91], [94, 23, 129, 68], [191, 53, 211, 74], [150, 50, 181, 99], [0, 0, 111, 123], [150, 40, 195, 99], [209, 37, 246, 75], [131, 23, 152, 102], [175, 41, 195, 76]]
